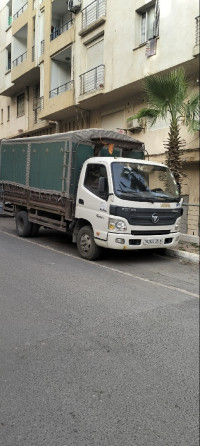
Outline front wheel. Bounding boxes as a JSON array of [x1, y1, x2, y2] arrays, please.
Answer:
[[77, 225, 102, 260], [15, 211, 32, 237]]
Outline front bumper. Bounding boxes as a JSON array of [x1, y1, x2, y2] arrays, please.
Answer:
[[105, 232, 180, 250]]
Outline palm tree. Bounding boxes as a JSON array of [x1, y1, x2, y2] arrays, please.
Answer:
[[132, 68, 199, 184]]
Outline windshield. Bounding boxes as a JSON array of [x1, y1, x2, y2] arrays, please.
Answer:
[[111, 162, 180, 202]]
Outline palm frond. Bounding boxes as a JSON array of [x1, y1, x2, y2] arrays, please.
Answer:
[[132, 108, 160, 120], [143, 68, 188, 118], [184, 93, 200, 132]]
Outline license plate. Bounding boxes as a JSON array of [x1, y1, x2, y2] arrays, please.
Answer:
[[144, 238, 163, 245]]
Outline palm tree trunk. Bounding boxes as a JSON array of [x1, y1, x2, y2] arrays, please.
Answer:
[[164, 121, 185, 184]]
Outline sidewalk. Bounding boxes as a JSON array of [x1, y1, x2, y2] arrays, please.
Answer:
[[166, 234, 199, 264]]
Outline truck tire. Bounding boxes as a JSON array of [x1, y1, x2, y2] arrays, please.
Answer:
[[16, 211, 33, 237], [77, 225, 102, 260], [31, 223, 40, 237]]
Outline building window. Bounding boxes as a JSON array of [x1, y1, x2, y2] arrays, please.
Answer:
[[7, 106, 10, 121], [137, 1, 159, 45], [141, 6, 155, 43], [1, 109, 3, 124], [6, 44, 11, 71], [17, 93, 25, 117]]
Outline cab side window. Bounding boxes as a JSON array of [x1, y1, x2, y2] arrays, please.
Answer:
[[84, 164, 108, 199]]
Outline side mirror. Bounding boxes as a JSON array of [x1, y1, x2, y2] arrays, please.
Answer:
[[98, 177, 108, 195]]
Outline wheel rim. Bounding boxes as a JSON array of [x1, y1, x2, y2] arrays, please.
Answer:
[[80, 233, 92, 253]]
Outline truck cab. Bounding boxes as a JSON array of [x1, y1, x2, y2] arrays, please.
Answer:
[[75, 157, 182, 259]]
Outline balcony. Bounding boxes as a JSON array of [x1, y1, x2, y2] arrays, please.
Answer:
[[12, 24, 27, 72], [13, 51, 27, 68], [80, 65, 105, 95], [3, 23, 39, 96], [193, 16, 200, 57], [50, 20, 73, 41], [79, 0, 106, 36], [49, 81, 73, 98], [13, 2, 28, 20], [51, 0, 73, 40]]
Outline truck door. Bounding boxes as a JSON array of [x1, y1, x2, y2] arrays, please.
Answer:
[[76, 163, 110, 241]]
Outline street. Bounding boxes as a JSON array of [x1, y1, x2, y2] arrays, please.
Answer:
[[0, 217, 199, 446]]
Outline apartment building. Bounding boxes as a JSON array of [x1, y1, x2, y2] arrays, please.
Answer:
[[0, 0, 199, 234]]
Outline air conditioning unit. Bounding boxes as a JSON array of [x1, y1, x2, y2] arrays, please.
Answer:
[[126, 117, 143, 131], [67, 0, 81, 13]]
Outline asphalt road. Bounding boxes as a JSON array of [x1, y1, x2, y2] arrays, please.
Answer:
[[0, 217, 199, 446]]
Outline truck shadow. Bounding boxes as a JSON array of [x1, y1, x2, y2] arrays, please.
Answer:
[[100, 247, 168, 264], [38, 228, 168, 265]]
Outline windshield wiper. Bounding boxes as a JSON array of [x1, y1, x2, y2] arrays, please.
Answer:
[[117, 190, 142, 197], [117, 189, 141, 196], [116, 189, 179, 203]]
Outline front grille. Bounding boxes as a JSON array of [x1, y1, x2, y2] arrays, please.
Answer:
[[131, 230, 170, 235], [110, 205, 182, 226]]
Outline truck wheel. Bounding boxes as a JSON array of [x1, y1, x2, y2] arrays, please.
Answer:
[[16, 211, 32, 237], [77, 225, 102, 260], [31, 223, 40, 237]]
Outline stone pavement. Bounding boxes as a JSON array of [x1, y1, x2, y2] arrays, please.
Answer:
[[166, 234, 200, 264]]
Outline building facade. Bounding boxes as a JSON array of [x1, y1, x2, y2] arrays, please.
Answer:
[[0, 0, 199, 234]]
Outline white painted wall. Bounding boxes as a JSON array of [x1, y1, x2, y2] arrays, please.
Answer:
[[0, 0, 13, 93], [75, 0, 199, 94], [101, 109, 125, 131]]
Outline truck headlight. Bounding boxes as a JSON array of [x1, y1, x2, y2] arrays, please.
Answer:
[[174, 219, 181, 232], [109, 218, 127, 232]]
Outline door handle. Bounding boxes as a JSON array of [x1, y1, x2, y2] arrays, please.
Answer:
[[79, 198, 84, 204]]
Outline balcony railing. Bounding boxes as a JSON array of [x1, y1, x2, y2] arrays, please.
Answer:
[[41, 40, 45, 55], [195, 16, 200, 45], [49, 80, 73, 98], [13, 2, 28, 20], [40, 96, 44, 110], [32, 46, 35, 62], [81, 0, 106, 29], [13, 51, 27, 68], [80, 65, 105, 95], [50, 20, 73, 41]]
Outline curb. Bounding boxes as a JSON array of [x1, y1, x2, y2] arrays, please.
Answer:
[[166, 248, 199, 264]]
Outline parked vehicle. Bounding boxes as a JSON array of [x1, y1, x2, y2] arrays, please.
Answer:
[[0, 129, 183, 260]]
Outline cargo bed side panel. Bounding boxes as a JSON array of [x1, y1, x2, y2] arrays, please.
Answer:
[[1, 143, 28, 185], [29, 141, 67, 192]]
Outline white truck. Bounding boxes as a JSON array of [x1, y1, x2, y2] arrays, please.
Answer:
[[0, 129, 183, 260]]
